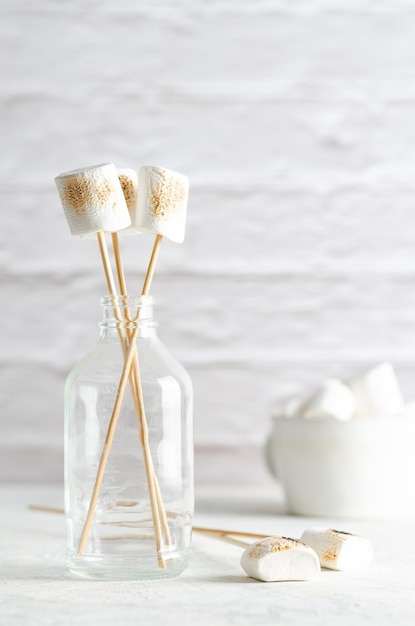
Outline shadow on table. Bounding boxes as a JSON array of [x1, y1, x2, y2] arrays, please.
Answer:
[[0, 560, 68, 582]]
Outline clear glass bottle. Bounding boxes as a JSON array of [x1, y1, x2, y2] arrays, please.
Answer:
[[64, 295, 194, 579]]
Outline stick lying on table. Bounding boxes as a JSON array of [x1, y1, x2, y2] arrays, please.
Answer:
[[29, 505, 270, 547], [192, 526, 269, 540]]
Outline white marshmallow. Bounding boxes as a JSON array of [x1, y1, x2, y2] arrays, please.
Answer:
[[133, 165, 189, 243], [301, 379, 356, 421], [117, 168, 138, 216], [240, 536, 321, 582], [55, 163, 131, 236], [116, 168, 142, 237], [347, 362, 404, 418], [300, 527, 373, 571]]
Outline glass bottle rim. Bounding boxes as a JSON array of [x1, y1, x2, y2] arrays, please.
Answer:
[[99, 294, 156, 327], [100, 294, 155, 308]]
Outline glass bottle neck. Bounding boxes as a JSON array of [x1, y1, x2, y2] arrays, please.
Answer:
[[99, 295, 157, 335]]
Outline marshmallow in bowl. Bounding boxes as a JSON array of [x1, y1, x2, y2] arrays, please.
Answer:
[[300, 528, 373, 571], [240, 536, 321, 582], [347, 362, 404, 418], [301, 379, 356, 421]]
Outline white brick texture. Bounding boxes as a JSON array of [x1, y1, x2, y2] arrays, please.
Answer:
[[2, 0, 415, 485]]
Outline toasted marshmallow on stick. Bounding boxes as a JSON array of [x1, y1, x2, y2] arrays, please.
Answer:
[[240, 536, 321, 582], [347, 362, 404, 418], [116, 168, 139, 235], [301, 379, 356, 421], [300, 528, 373, 571], [117, 168, 138, 214], [132, 165, 189, 243], [55, 163, 131, 236]]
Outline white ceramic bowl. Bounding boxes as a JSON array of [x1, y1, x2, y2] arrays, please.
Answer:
[[266, 415, 415, 518]]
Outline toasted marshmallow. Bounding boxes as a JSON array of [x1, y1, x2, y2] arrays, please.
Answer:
[[133, 165, 189, 243], [300, 528, 373, 571], [240, 536, 321, 582], [55, 163, 131, 236], [301, 379, 356, 421], [116, 168, 141, 236], [118, 168, 138, 215], [347, 362, 404, 418]]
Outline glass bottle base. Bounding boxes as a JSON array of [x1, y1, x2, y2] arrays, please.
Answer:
[[67, 548, 192, 580]]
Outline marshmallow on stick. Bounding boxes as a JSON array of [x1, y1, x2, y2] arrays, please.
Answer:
[[105, 165, 189, 550], [55, 162, 130, 303], [300, 528, 374, 571], [55, 163, 131, 236], [130, 165, 189, 243], [240, 536, 321, 582], [116, 168, 140, 237], [55, 163, 167, 567], [112, 168, 139, 296], [118, 168, 139, 216], [111, 166, 172, 548], [120, 165, 190, 540]]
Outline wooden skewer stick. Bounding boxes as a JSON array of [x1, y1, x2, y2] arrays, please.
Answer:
[[111, 231, 169, 559], [193, 526, 269, 541], [111, 232, 172, 547], [205, 536, 249, 548], [137, 234, 174, 544], [111, 232, 128, 297], [142, 234, 163, 296], [97, 231, 118, 296], [77, 232, 168, 567], [29, 505, 64, 515], [112, 233, 172, 545], [77, 338, 137, 553], [29, 506, 269, 548]]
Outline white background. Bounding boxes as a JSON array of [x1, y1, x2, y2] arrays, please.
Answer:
[[2, 0, 415, 485]]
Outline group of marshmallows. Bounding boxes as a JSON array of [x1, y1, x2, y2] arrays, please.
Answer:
[[282, 362, 411, 421], [55, 162, 189, 243], [240, 527, 373, 582]]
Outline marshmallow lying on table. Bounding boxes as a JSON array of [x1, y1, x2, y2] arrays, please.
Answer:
[[300, 528, 374, 571], [240, 536, 321, 582]]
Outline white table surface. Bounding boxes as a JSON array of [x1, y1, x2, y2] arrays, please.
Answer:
[[1, 483, 414, 626]]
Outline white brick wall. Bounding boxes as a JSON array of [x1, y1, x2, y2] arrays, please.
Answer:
[[2, 0, 415, 485]]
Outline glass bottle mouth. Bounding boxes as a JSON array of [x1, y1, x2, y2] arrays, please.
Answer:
[[100, 294, 154, 308], [100, 294, 156, 328]]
